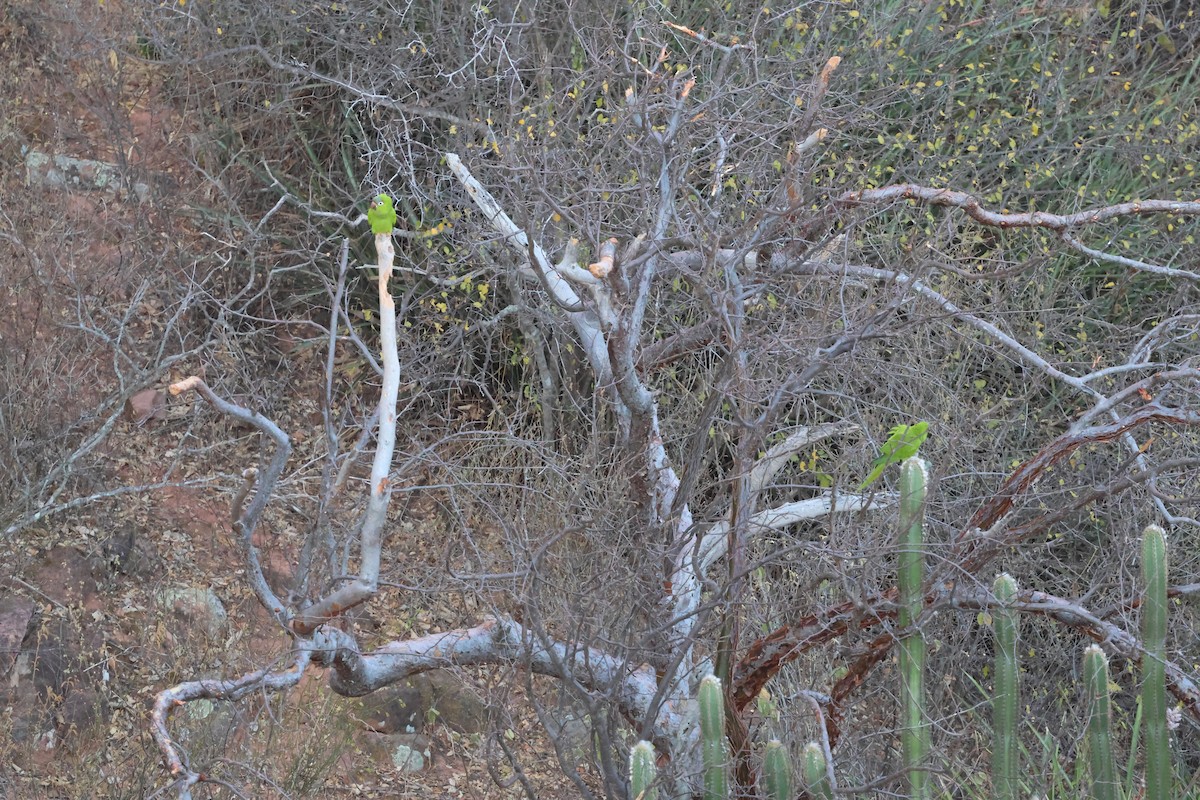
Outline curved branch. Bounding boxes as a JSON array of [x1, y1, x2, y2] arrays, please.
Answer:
[[698, 493, 890, 573], [309, 616, 687, 749], [1059, 231, 1199, 282], [948, 587, 1200, 717], [962, 402, 1200, 542], [151, 650, 312, 788], [168, 376, 290, 625], [836, 184, 1200, 232], [746, 423, 858, 505]]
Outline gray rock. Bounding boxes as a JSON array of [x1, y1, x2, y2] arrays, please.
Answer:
[[0, 595, 35, 680], [23, 148, 152, 202], [359, 731, 432, 773], [155, 586, 228, 638], [420, 670, 490, 734], [390, 742, 426, 772], [542, 707, 594, 767], [358, 681, 425, 734]]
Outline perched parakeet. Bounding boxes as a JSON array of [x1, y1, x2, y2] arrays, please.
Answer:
[[859, 421, 929, 489], [367, 193, 397, 235]]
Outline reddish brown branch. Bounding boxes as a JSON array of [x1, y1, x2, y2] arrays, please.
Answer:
[[962, 402, 1200, 545], [732, 401, 1200, 728], [826, 629, 895, 744], [731, 589, 897, 711]]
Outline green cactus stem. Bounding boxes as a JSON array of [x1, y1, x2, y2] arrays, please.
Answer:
[[699, 675, 729, 800], [1141, 524, 1170, 800], [1083, 645, 1117, 800], [629, 740, 657, 800], [992, 572, 1020, 800], [762, 740, 792, 800], [801, 742, 832, 800], [898, 457, 931, 800]]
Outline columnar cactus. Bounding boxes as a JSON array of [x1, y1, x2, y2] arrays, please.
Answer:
[[1140, 524, 1170, 800], [991, 573, 1020, 800], [699, 675, 728, 800], [801, 742, 833, 800], [897, 457, 930, 800], [1083, 645, 1117, 800], [629, 740, 658, 800], [762, 740, 792, 800]]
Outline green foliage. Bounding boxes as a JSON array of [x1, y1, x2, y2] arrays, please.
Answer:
[[991, 573, 1020, 800], [1083, 645, 1118, 800], [628, 740, 657, 800], [897, 457, 930, 800], [765, 0, 1200, 348], [1140, 524, 1170, 800], [1024, 724, 1088, 800], [699, 675, 728, 800]]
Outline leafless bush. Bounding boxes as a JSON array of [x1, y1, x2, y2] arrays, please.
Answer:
[[5, 0, 1196, 796]]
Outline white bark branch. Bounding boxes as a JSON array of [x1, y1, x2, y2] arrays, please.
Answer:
[[1059, 231, 1198, 282], [696, 493, 891, 574], [836, 184, 1200, 231], [293, 233, 400, 634], [747, 423, 859, 506], [790, 260, 1103, 401], [151, 651, 312, 797], [445, 152, 616, 396], [947, 586, 1200, 717]]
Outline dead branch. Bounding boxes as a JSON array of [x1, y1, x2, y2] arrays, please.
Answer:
[[168, 376, 291, 624], [733, 401, 1200, 723], [292, 232, 401, 634], [963, 402, 1200, 541], [837, 184, 1200, 234], [834, 184, 1200, 281], [151, 651, 312, 794]]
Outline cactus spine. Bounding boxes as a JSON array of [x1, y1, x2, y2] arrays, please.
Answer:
[[1083, 645, 1117, 800], [897, 457, 930, 800], [629, 740, 658, 800], [991, 572, 1020, 800], [699, 675, 728, 800], [801, 742, 833, 800], [762, 740, 792, 800], [1141, 524, 1170, 800]]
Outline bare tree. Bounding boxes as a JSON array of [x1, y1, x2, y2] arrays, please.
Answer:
[[10, 0, 1198, 796]]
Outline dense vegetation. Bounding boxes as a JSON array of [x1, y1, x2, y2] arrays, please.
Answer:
[[3, 0, 1198, 796]]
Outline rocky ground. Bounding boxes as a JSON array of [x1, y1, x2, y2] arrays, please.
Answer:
[[0, 3, 592, 797]]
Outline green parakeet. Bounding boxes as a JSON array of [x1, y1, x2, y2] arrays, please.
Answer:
[[859, 421, 929, 489], [367, 193, 397, 235]]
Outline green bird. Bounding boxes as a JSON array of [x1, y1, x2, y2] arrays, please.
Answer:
[[367, 193, 397, 235], [859, 421, 929, 489]]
